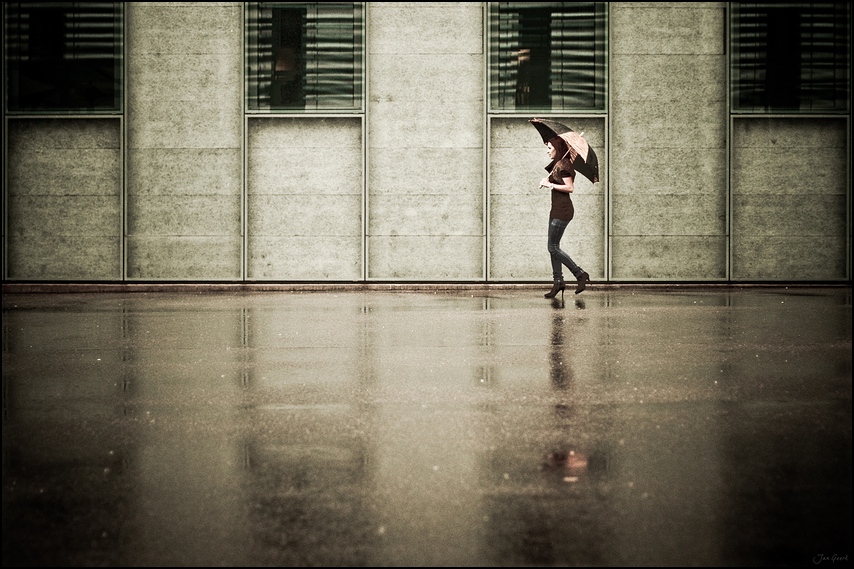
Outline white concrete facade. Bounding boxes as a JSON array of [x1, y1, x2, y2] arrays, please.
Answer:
[[3, 3, 851, 283]]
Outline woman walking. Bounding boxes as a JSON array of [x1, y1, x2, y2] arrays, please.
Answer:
[[539, 135, 589, 299]]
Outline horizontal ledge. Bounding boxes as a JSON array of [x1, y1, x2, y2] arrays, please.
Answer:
[[2, 282, 850, 295]]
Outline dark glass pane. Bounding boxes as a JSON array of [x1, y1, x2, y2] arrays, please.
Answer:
[[246, 2, 364, 112], [4, 2, 123, 113], [732, 3, 850, 113], [489, 2, 607, 112]]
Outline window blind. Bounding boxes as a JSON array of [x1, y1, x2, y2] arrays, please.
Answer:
[[489, 2, 607, 112], [4, 2, 123, 113], [246, 2, 363, 112], [732, 2, 850, 112]]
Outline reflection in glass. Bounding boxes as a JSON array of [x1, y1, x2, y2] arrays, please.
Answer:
[[4, 2, 123, 113], [489, 2, 607, 112], [731, 3, 850, 113], [245, 2, 364, 112]]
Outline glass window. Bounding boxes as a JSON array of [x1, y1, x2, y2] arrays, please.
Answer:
[[4, 2, 123, 113], [246, 2, 364, 112], [489, 2, 608, 113], [731, 3, 850, 113]]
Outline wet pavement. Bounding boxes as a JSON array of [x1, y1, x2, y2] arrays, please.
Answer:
[[2, 287, 851, 567]]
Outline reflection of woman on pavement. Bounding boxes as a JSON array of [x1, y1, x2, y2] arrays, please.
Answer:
[[539, 136, 589, 299]]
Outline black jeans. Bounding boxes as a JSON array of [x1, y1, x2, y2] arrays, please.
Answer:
[[547, 218, 582, 281]]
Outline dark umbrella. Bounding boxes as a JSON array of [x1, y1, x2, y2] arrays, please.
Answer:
[[530, 118, 600, 183]]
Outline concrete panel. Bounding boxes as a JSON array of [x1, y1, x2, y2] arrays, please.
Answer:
[[611, 3, 725, 55], [732, 117, 848, 149], [610, 97, 726, 150], [247, 118, 363, 280], [489, 118, 606, 280], [611, 236, 727, 280], [732, 236, 847, 281], [8, 235, 121, 281], [248, 195, 362, 237], [368, 3, 483, 55], [731, 118, 848, 281], [611, 55, 726, 104], [368, 2, 483, 280], [370, 53, 482, 103], [490, 194, 550, 237], [126, 236, 241, 280], [612, 194, 725, 236], [126, 2, 242, 280], [610, 148, 726, 196], [369, 193, 482, 236], [127, 149, 242, 196], [492, 194, 604, 238], [488, 234, 551, 281], [250, 149, 362, 195], [9, 196, 121, 237], [368, 236, 483, 280], [127, 195, 241, 236], [369, 148, 482, 195], [127, 99, 242, 150], [369, 100, 483, 150], [733, 195, 847, 237], [732, 118, 848, 195], [129, 54, 241, 103], [6, 119, 121, 151], [731, 147, 848, 196], [6, 119, 121, 280], [7, 150, 121, 197], [489, 147, 554, 196], [126, 2, 241, 56], [248, 236, 362, 281], [248, 117, 362, 150], [126, 6, 241, 150], [609, 3, 727, 280], [248, 117, 362, 197]]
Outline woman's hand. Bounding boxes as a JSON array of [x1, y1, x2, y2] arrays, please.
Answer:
[[540, 177, 574, 193]]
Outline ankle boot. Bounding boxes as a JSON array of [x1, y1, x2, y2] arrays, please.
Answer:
[[544, 278, 566, 299], [575, 271, 589, 295]]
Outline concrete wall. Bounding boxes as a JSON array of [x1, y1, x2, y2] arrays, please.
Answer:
[[125, 2, 243, 280], [247, 117, 363, 280], [2, 2, 850, 283], [367, 2, 484, 280], [732, 118, 849, 280], [609, 2, 728, 280], [6, 119, 122, 280]]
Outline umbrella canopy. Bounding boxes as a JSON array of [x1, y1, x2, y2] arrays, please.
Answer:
[[530, 118, 600, 183]]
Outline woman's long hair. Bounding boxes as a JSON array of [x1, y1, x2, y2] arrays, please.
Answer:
[[548, 136, 569, 161], [548, 135, 574, 178]]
